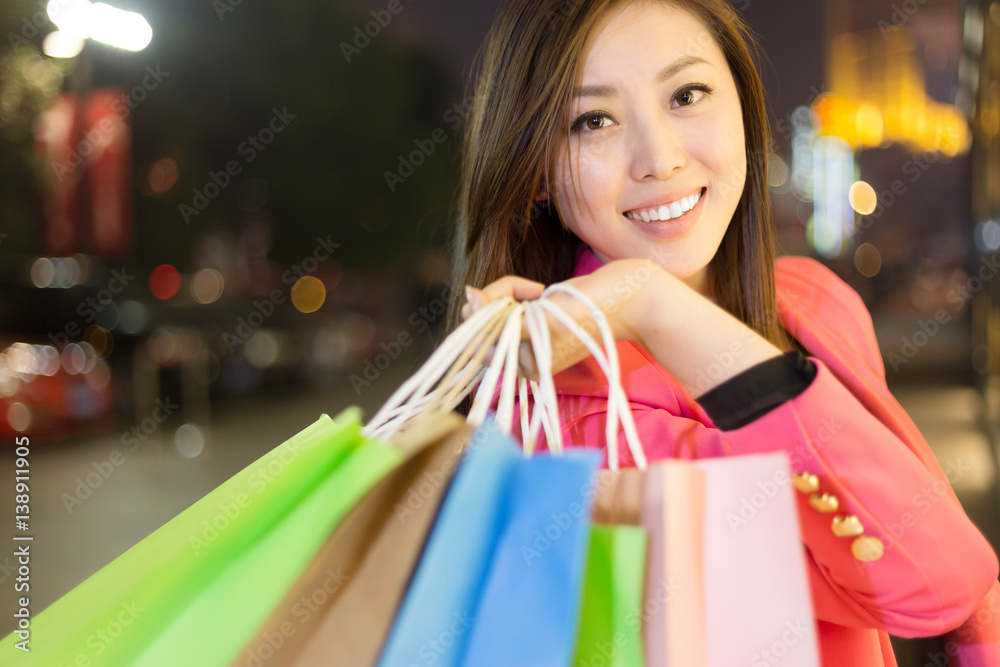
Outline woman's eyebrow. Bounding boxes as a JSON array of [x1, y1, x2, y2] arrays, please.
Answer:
[[572, 55, 712, 98]]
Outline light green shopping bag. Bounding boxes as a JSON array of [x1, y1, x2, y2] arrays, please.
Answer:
[[572, 524, 648, 667], [0, 406, 403, 667]]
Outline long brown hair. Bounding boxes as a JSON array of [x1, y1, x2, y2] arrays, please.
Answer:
[[441, 0, 797, 402]]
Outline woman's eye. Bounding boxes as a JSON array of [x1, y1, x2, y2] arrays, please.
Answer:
[[673, 84, 713, 108], [570, 111, 615, 133]]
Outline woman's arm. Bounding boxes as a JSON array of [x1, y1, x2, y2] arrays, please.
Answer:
[[629, 265, 786, 396]]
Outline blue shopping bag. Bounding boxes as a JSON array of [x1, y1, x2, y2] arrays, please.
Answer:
[[460, 448, 601, 667], [377, 414, 602, 667], [376, 419, 521, 667]]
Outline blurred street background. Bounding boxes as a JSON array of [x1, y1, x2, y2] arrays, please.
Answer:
[[1, 0, 999, 663]]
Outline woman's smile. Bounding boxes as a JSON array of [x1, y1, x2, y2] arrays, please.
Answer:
[[623, 186, 706, 238]]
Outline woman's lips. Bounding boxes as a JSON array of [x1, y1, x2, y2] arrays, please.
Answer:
[[623, 187, 705, 222], [624, 187, 706, 239], [625, 188, 708, 239]]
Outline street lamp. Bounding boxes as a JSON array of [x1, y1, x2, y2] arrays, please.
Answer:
[[44, 0, 152, 56]]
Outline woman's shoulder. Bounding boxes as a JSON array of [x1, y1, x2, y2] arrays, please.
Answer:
[[775, 254, 885, 380], [775, 255, 874, 322]]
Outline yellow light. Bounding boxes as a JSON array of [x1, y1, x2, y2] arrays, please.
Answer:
[[849, 181, 878, 215], [854, 243, 882, 277], [855, 105, 884, 147], [84, 325, 113, 359], [291, 276, 325, 313]]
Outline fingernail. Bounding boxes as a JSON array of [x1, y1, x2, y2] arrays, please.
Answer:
[[465, 285, 487, 308], [461, 302, 472, 320]]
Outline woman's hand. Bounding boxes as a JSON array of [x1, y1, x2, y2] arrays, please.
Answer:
[[462, 258, 667, 379]]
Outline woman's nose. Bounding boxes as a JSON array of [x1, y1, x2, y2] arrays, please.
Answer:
[[628, 113, 688, 181]]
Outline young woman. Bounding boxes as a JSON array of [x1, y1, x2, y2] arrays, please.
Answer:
[[443, 0, 1000, 664]]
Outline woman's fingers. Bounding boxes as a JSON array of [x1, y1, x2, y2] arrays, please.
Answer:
[[462, 276, 546, 321]]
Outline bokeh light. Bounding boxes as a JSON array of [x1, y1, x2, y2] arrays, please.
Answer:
[[848, 181, 878, 215], [42, 31, 85, 58], [30, 258, 54, 288], [854, 243, 882, 277], [147, 157, 179, 194], [85, 325, 114, 359], [245, 331, 281, 368], [61, 343, 86, 374], [175, 423, 206, 458], [7, 403, 31, 432], [150, 264, 181, 300], [119, 300, 149, 335], [190, 268, 225, 304], [291, 276, 326, 313]]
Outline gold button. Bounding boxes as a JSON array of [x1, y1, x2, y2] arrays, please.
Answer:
[[831, 515, 864, 537], [792, 473, 819, 494], [808, 492, 839, 513], [851, 536, 885, 562]]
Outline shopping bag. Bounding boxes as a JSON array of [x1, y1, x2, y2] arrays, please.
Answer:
[[568, 468, 648, 667], [694, 453, 820, 667], [459, 447, 602, 667], [587, 453, 816, 667], [571, 524, 648, 667], [0, 407, 401, 667], [235, 411, 472, 667], [375, 418, 523, 667], [643, 459, 707, 667]]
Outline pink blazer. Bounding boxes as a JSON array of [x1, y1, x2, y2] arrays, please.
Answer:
[[496, 243, 1000, 666]]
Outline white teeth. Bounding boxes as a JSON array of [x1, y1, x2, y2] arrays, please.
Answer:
[[625, 189, 702, 221]]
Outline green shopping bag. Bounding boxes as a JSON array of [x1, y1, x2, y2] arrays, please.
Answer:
[[571, 524, 648, 667], [0, 406, 403, 667]]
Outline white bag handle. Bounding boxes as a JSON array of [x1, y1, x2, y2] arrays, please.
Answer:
[[363, 297, 516, 440], [363, 283, 649, 471], [487, 284, 647, 470]]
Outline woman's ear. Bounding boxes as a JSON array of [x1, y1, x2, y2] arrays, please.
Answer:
[[533, 190, 549, 202]]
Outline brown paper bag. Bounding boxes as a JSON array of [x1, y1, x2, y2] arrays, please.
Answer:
[[232, 411, 472, 667]]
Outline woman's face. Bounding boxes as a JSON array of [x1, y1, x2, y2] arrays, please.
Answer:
[[549, 0, 747, 298]]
